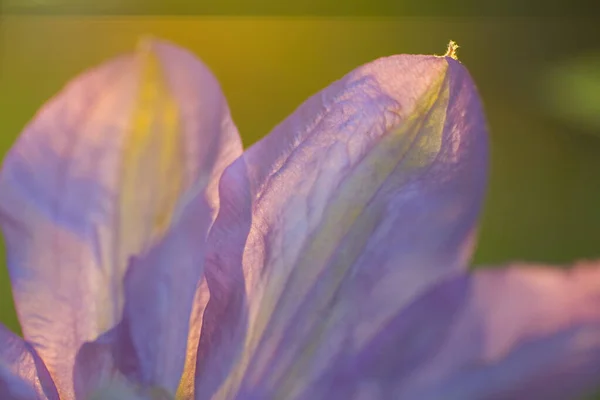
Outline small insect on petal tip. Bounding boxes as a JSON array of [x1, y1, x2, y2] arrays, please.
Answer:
[[444, 40, 460, 60], [444, 40, 459, 60]]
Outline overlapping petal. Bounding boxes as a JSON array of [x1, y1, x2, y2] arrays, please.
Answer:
[[73, 190, 216, 399], [0, 365, 37, 400], [0, 324, 58, 400], [289, 263, 600, 399], [393, 263, 600, 400], [0, 39, 241, 397], [3, 35, 596, 400], [195, 54, 488, 398]]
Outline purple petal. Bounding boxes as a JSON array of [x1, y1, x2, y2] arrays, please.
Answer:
[[392, 262, 600, 399], [0, 366, 37, 400], [0, 324, 59, 400], [72, 337, 149, 400], [0, 39, 241, 396], [195, 53, 488, 397], [73, 189, 214, 398], [294, 273, 471, 399]]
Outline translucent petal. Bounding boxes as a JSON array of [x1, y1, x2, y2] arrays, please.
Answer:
[[195, 53, 488, 398], [396, 263, 600, 400], [0, 365, 37, 400], [0, 324, 58, 400], [0, 39, 241, 397]]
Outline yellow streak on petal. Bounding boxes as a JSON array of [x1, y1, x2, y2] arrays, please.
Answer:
[[123, 39, 184, 236], [214, 59, 451, 399], [98, 39, 184, 332], [273, 69, 450, 398]]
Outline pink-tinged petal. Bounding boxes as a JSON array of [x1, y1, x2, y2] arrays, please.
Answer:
[[196, 52, 488, 398], [0, 325, 59, 400], [395, 263, 600, 400], [0, 39, 241, 396]]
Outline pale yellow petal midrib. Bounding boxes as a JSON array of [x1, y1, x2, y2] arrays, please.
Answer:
[[214, 62, 451, 398]]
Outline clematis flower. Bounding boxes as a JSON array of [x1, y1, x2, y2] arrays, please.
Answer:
[[0, 38, 599, 400]]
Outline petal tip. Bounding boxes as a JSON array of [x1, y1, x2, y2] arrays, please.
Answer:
[[135, 35, 176, 53]]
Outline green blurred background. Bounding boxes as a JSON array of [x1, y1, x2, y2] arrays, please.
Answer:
[[0, 12, 599, 397]]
